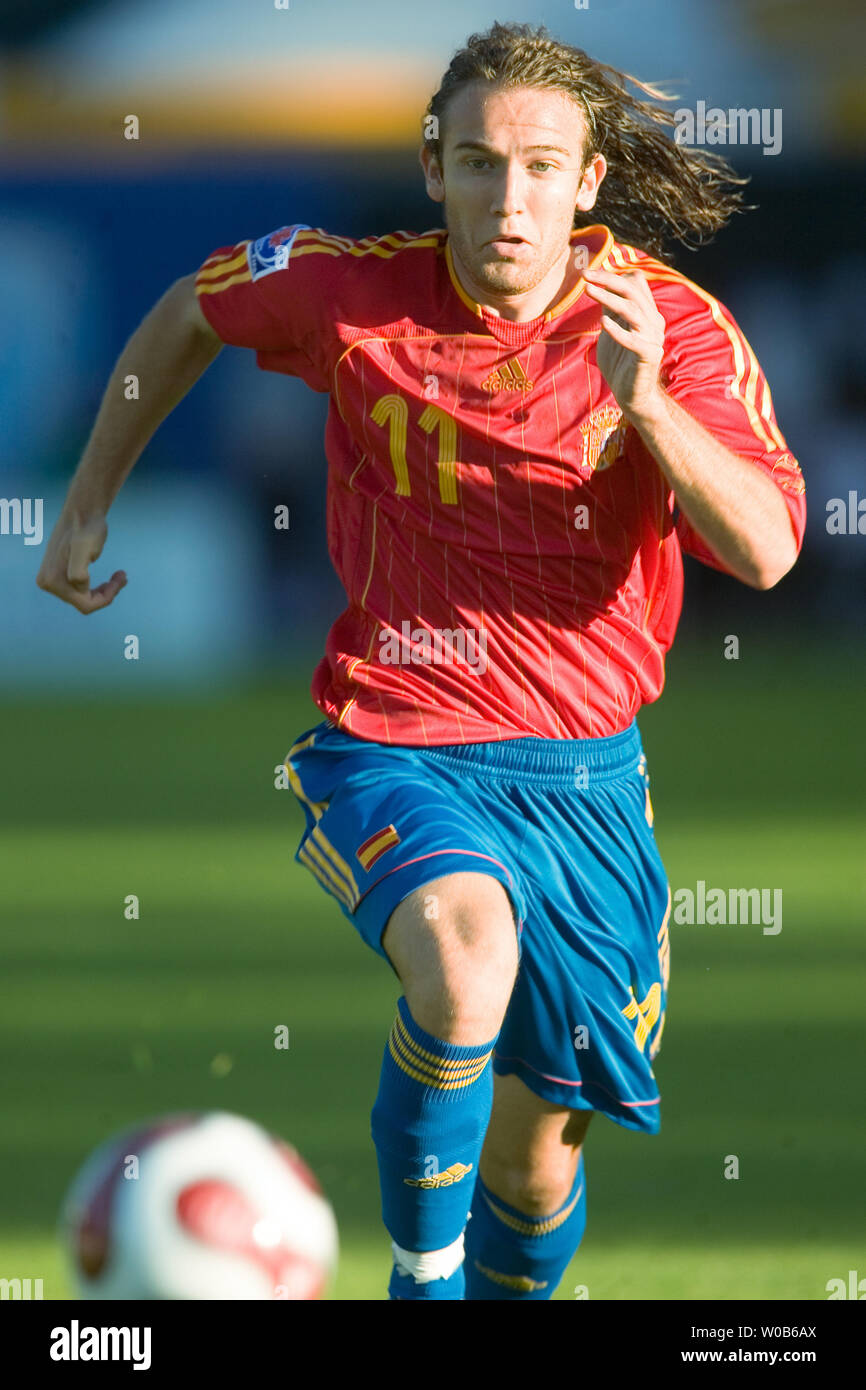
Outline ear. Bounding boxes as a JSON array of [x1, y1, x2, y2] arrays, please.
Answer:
[[576, 152, 608, 213], [419, 144, 446, 204]]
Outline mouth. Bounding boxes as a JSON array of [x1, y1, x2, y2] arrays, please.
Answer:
[[485, 235, 530, 255]]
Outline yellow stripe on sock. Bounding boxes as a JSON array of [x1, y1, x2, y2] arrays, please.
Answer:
[[481, 1182, 584, 1237], [389, 1026, 491, 1088], [391, 1017, 492, 1078], [389, 1028, 492, 1089], [472, 1261, 548, 1291]]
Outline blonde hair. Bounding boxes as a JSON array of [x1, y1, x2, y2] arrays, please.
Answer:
[[424, 21, 750, 259]]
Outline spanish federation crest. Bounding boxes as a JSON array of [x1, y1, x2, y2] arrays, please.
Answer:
[[579, 402, 627, 473]]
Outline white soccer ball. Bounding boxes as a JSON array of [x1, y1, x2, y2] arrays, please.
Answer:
[[60, 1111, 338, 1299]]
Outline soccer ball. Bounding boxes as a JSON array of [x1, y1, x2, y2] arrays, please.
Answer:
[[60, 1111, 338, 1299]]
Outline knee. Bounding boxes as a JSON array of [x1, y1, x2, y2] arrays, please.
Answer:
[[480, 1154, 580, 1218], [383, 872, 519, 1043]]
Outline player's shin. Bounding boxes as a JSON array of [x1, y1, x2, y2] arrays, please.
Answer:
[[463, 1154, 587, 1300], [370, 996, 498, 1300]]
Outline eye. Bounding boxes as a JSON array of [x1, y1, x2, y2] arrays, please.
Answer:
[[531, 161, 556, 172], [464, 157, 491, 170]]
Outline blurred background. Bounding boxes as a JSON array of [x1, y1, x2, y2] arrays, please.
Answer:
[[0, 0, 863, 1301]]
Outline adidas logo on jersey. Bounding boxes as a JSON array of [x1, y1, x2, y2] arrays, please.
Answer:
[[481, 359, 534, 393]]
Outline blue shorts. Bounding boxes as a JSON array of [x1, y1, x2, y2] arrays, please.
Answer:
[[283, 719, 672, 1134]]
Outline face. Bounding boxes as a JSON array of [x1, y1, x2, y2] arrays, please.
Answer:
[[421, 82, 606, 303]]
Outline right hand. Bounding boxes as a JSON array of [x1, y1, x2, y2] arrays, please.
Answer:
[[36, 511, 127, 614]]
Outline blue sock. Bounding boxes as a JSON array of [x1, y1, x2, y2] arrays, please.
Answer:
[[370, 996, 497, 1301], [463, 1154, 587, 1300]]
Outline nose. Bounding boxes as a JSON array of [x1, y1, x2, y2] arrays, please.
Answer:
[[490, 159, 527, 218]]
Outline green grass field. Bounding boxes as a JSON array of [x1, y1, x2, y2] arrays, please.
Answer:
[[1, 636, 863, 1300]]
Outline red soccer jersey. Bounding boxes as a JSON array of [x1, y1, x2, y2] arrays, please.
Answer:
[[195, 222, 806, 744]]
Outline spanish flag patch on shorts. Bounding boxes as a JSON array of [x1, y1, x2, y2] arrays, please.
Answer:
[[356, 824, 401, 872]]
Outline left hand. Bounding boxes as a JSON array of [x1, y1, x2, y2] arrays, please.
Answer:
[[583, 268, 667, 422]]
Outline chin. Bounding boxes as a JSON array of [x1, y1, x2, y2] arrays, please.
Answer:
[[475, 262, 531, 294]]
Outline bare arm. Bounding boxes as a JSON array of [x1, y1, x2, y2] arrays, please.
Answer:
[[619, 388, 797, 589], [36, 274, 222, 613], [584, 267, 799, 590]]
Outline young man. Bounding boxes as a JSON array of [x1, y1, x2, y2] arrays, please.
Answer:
[[37, 23, 806, 1300]]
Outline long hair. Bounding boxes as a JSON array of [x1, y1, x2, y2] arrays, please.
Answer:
[[424, 21, 750, 260]]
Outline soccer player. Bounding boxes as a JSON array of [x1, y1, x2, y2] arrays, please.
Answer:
[[37, 22, 806, 1300]]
